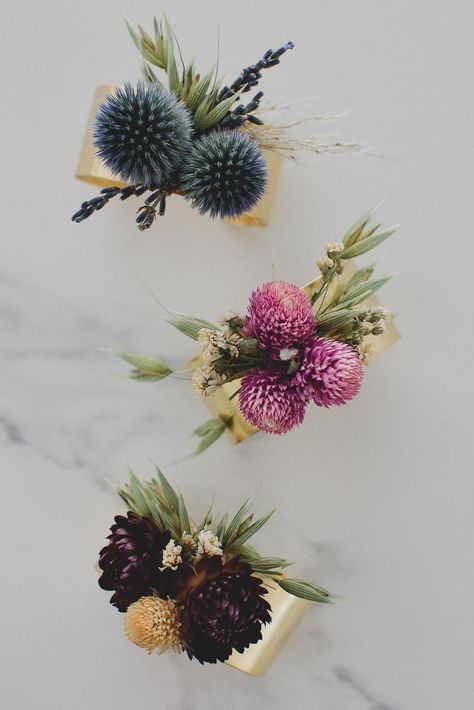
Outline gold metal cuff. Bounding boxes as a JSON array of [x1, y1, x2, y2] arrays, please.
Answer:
[[225, 577, 311, 676]]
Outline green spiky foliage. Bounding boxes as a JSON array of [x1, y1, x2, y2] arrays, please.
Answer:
[[117, 468, 334, 604], [125, 16, 240, 132], [308, 208, 398, 346], [125, 15, 294, 133]]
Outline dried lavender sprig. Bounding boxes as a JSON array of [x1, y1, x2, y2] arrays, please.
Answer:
[[220, 92, 265, 128], [135, 192, 167, 231], [71, 184, 151, 223], [218, 42, 294, 102]]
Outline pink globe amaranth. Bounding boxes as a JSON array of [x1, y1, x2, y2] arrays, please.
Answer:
[[239, 368, 307, 434], [295, 337, 363, 407], [243, 281, 315, 350]]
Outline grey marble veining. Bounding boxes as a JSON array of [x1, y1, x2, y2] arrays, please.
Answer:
[[1, 1, 473, 709]]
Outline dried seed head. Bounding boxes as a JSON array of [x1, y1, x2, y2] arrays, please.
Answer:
[[124, 596, 181, 654]]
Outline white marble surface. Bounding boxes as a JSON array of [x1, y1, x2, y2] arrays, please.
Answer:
[[1, 1, 473, 708]]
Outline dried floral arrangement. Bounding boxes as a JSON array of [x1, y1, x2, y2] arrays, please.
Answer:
[[71, 14, 357, 231], [118, 208, 398, 452], [99, 468, 333, 664]]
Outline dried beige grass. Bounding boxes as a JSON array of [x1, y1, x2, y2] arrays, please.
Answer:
[[246, 98, 362, 159]]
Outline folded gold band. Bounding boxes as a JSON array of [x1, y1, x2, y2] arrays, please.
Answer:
[[225, 577, 311, 676]]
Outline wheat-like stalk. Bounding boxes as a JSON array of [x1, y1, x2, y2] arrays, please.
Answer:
[[246, 99, 362, 158]]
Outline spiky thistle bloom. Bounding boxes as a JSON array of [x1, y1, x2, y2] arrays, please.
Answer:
[[181, 130, 267, 218], [94, 82, 193, 188], [98, 512, 174, 612], [239, 368, 307, 434], [243, 281, 315, 350], [124, 596, 181, 654], [177, 557, 271, 664], [295, 337, 363, 407]]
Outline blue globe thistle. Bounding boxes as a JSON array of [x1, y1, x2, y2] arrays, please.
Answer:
[[181, 130, 268, 219], [93, 82, 193, 188]]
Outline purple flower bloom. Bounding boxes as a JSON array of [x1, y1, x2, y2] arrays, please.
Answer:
[[239, 368, 307, 434], [178, 557, 271, 664], [295, 337, 363, 407], [243, 281, 315, 350], [98, 512, 174, 612]]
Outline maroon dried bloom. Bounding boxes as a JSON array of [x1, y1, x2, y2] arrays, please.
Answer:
[[177, 557, 271, 664], [98, 512, 173, 612]]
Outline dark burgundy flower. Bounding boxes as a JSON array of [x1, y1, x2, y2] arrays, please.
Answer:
[[177, 557, 271, 664], [98, 512, 173, 612]]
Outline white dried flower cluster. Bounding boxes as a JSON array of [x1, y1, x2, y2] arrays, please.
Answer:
[[193, 326, 243, 396], [316, 242, 345, 277], [353, 307, 394, 361], [174, 530, 223, 563], [316, 256, 334, 277], [358, 306, 392, 336], [359, 342, 375, 365], [180, 532, 197, 549], [198, 328, 241, 360], [279, 347, 299, 362], [217, 312, 241, 327], [196, 530, 223, 559], [159, 539, 183, 571], [325, 241, 344, 258], [191, 365, 227, 396]]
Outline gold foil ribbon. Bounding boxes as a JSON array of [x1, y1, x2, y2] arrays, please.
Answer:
[[193, 260, 401, 444], [75, 86, 282, 226]]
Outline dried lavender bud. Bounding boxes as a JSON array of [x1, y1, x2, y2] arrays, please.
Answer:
[[119, 185, 139, 200], [218, 41, 294, 102], [136, 206, 156, 231], [71, 183, 156, 225], [145, 190, 163, 204], [220, 90, 265, 128], [158, 196, 167, 216], [247, 115, 264, 125]]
